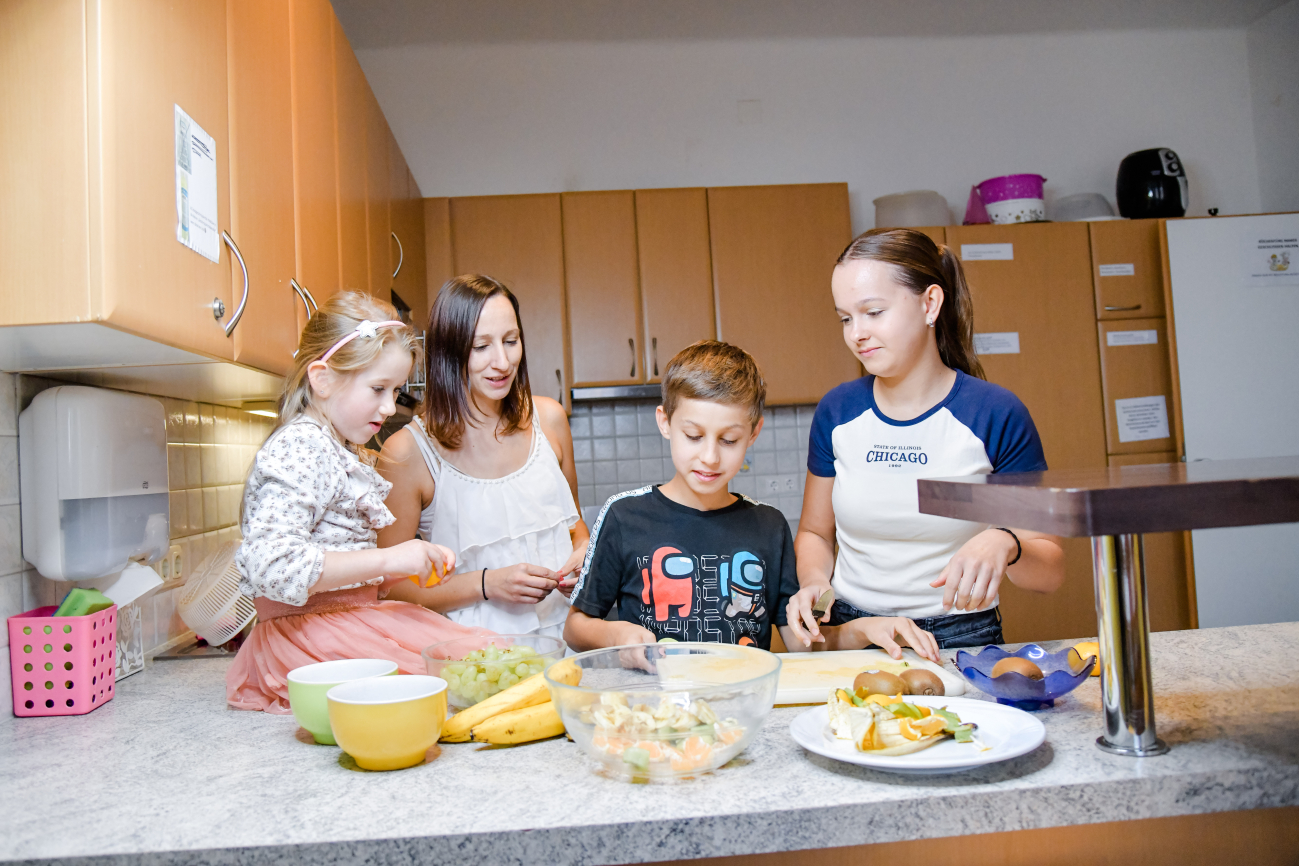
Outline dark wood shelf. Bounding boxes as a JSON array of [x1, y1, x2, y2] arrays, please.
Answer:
[[917, 456, 1299, 537]]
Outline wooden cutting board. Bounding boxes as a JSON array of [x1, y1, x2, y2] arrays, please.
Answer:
[[655, 649, 965, 705], [771, 650, 964, 705]]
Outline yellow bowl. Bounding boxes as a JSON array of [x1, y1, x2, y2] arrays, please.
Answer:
[[326, 675, 448, 771]]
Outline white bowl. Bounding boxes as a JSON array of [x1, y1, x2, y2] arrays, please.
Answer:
[[1051, 192, 1115, 222], [985, 197, 1046, 225]]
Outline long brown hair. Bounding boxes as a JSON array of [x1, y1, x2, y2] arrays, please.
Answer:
[[836, 228, 985, 380], [422, 274, 534, 449], [275, 291, 421, 459]]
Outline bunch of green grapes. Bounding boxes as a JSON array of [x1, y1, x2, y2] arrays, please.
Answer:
[[441, 644, 548, 705]]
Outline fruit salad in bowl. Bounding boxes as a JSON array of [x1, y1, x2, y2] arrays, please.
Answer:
[[545, 643, 780, 781]]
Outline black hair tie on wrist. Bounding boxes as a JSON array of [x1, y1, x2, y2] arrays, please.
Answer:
[[996, 527, 1022, 566], [481, 567, 489, 601]]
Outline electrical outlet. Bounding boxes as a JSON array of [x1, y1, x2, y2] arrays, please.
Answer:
[[156, 544, 185, 590]]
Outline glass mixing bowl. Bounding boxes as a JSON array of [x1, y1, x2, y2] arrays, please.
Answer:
[[422, 634, 566, 711], [545, 642, 781, 782]]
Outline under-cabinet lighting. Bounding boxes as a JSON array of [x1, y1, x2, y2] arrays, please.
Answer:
[[241, 401, 278, 417]]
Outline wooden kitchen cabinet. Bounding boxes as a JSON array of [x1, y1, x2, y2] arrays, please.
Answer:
[[707, 184, 858, 404], [390, 145, 426, 318], [948, 222, 1108, 644], [1107, 451, 1194, 632], [0, 0, 235, 359], [1097, 317, 1176, 455], [1091, 219, 1165, 320], [563, 191, 644, 387], [423, 197, 453, 322], [363, 90, 392, 298], [449, 194, 571, 409], [636, 188, 718, 382], [333, 26, 369, 295], [226, 0, 299, 375], [288, 0, 340, 303]]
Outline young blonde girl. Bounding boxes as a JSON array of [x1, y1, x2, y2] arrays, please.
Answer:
[[226, 292, 489, 713]]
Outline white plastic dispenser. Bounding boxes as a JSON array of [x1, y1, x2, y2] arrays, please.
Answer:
[[19, 386, 170, 580]]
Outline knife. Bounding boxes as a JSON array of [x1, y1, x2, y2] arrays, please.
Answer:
[[811, 587, 835, 620]]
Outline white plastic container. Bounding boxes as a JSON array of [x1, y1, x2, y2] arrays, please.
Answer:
[[1050, 192, 1116, 222], [19, 386, 169, 580], [985, 197, 1047, 225], [873, 190, 951, 228]]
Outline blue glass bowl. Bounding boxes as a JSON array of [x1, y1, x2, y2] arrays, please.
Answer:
[[955, 644, 1096, 711]]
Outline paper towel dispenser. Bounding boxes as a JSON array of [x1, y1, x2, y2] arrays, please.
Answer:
[[19, 386, 169, 579]]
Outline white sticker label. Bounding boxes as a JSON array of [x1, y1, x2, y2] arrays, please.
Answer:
[[961, 243, 1014, 261], [1099, 263, 1136, 277], [1106, 329, 1158, 346], [175, 104, 220, 263], [1115, 395, 1170, 443], [1240, 232, 1299, 288], [973, 332, 1020, 355]]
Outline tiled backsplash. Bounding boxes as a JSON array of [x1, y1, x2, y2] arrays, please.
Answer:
[[568, 400, 814, 531], [0, 373, 270, 704]]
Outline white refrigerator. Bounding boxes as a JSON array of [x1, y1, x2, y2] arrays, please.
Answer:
[[1166, 213, 1299, 628]]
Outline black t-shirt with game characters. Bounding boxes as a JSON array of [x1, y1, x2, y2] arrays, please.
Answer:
[[570, 485, 799, 650]]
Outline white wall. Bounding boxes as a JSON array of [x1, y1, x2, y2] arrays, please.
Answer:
[[359, 27, 1263, 231], [1248, 0, 1299, 213]]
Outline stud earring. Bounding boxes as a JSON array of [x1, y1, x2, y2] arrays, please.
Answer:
[[926, 318, 935, 328]]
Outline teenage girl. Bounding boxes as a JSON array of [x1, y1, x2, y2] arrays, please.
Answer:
[[787, 229, 1066, 655], [226, 292, 489, 713], [378, 275, 588, 639]]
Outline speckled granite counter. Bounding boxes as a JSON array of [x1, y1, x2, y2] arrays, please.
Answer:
[[2, 623, 1296, 866]]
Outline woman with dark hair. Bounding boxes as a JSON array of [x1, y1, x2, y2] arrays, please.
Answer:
[[378, 275, 588, 637], [785, 229, 1065, 655]]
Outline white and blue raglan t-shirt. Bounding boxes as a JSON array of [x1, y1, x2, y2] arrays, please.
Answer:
[[808, 371, 1047, 619]]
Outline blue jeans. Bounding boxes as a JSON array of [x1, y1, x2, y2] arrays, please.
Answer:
[[827, 599, 1004, 650]]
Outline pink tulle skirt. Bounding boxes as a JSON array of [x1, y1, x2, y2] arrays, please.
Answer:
[[226, 593, 493, 714]]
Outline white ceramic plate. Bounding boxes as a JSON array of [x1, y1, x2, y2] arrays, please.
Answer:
[[789, 696, 1046, 774]]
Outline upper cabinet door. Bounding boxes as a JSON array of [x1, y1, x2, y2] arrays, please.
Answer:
[[450, 195, 570, 409], [333, 24, 369, 295], [288, 0, 339, 302], [227, 0, 298, 375], [635, 188, 717, 382], [389, 141, 426, 318], [363, 90, 391, 299], [707, 184, 856, 404], [423, 197, 453, 324], [98, 0, 233, 359], [1091, 219, 1166, 320], [563, 191, 643, 387]]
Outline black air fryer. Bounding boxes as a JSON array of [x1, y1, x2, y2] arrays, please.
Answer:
[[1116, 148, 1187, 218]]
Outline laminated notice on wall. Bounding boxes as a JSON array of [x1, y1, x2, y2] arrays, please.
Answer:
[[961, 243, 1014, 261], [1099, 263, 1135, 277], [973, 332, 1020, 354], [175, 105, 220, 263], [1115, 395, 1170, 443], [1106, 329, 1158, 346], [1241, 230, 1299, 288]]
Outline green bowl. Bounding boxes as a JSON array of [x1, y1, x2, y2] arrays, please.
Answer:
[[286, 659, 398, 744]]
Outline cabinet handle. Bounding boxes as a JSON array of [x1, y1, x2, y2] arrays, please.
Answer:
[[219, 230, 250, 337], [556, 369, 564, 402], [628, 338, 636, 377], [290, 278, 318, 313], [651, 337, 658, 377], [1104, 304, 1142, 312], [391, 232, 404, 280]]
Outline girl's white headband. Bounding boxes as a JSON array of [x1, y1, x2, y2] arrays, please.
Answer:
[[320, 320, 405, 363]]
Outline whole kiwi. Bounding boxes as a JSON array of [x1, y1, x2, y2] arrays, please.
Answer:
[[899, 669, 945, 696], [990, 657, 1045, 680], [853, 669, 906, 698]]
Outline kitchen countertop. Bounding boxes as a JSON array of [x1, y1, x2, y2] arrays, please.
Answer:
[[2, 623, 1297, 866]]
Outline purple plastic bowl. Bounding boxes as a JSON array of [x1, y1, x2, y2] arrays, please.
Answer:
[[977, 174, 1047, 205], [956, 643, 1095, 711]]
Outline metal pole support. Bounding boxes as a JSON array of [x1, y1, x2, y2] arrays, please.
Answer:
[[1091, 533, 1169, 757]]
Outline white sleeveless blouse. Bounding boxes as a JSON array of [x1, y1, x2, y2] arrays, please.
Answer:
[[406, 413, 580, 636]]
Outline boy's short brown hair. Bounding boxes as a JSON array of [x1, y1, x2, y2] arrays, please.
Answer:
[[660, 340, 766, 428]]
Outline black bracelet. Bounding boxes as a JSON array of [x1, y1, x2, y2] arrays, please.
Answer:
[[481, 567, 489, 601], [996, 527, 1022, 566]]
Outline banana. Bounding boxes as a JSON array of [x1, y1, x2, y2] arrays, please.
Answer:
[[440, 660, 581, 743], [470, 701, 565, 745]]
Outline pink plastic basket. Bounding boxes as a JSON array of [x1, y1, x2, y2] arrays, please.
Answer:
[[8, 605, 117, 717], [976, 174, 1046, 205]]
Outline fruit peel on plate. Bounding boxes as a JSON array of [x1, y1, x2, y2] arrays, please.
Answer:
[[826, 688, 982, 755]]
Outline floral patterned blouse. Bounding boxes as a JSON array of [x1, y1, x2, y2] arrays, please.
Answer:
[[236, 415, 395, 606]]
